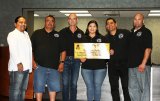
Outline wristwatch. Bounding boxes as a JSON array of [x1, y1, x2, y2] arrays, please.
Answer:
[[60, 61, 64, 63]]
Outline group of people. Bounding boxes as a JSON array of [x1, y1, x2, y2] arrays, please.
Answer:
[[7, 12, 152, 101]]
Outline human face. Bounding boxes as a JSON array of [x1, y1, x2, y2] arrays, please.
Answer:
[[134, 14, 144, 29], [45, 17, 55, 30], [88, 23, 97, 35], [106, 19, 117, 32], [14, 17, 26, 32], [68, 13, 78, 26]]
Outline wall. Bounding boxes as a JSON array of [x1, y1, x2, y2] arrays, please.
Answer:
[[34, 17, 132, 34], [1, 0, 160, 45], [34, 17, 160, 64]]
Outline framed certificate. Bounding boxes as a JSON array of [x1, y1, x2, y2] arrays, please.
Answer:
[[74, 43, 110, 59]]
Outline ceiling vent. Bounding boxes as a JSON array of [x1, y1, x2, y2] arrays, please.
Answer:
[[104, 11, 120, 17]]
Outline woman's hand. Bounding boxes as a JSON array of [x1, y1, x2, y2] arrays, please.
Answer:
[[80, 58, 87, 63]]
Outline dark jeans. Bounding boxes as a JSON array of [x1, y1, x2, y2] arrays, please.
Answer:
[[62, 56, 80, 101], [108, 62, 131, 101], [9, 70, 29, 101]]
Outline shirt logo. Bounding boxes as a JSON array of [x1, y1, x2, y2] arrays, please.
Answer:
[[77, 33, 82, 38], [118, 33, 124, 39], [97, 38, 102, 42], [136, 32, 142, 37], [54, 33, 59, 38]]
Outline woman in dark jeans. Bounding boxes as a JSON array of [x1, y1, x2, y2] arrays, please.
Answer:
[[81, 20, 108, 101]]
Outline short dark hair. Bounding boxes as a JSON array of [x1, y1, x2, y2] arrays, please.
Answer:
[[45, 15, 55, 21], [106, 17, 116, 25], [15, 16, 25, 23]]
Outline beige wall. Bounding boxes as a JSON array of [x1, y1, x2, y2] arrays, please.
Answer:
[[34, 17, 160, 64], [34, 17, 107, 35]]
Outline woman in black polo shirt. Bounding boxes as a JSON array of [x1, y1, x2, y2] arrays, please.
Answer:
[[81, 20, 107, 101]]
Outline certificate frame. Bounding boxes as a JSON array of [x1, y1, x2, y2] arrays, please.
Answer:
[[74, 43, 110, 59]]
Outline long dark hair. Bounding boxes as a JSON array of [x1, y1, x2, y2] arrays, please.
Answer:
[[85, 20, 100, 36]]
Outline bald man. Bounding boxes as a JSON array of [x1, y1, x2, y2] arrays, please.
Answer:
[[59, 13, 85, 101], [128, 13, 152, 101]]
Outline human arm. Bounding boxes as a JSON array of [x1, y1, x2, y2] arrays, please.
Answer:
[[7, 32, 23, 72], [32, 54, 37, 69], [58, 51, 66, 72], [138, 48, 152, 72]]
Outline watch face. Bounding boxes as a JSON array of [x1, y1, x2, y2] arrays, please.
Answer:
[[60, 61, 64, 63]]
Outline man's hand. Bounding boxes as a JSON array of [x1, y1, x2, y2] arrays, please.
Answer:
[[58, 63, 64, 73], [17, 63, 23, 72], [138, 64, 146, 72], [32, 60, 37, 69], [110, 49, 114, 55]]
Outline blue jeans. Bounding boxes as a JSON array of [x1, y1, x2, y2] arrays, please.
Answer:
[[34, 65, 61, 93], [128, 66, 151, 101], [81, 68, 107, 101], [9, 70, 29, 101], [62, 56, 80, 101]]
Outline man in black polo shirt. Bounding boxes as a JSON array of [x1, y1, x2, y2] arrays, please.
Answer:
[[31, 15, 66, 101], [128, 13, 152, 101], [105, 17, 131, 101], [59, 13, 84, 101]]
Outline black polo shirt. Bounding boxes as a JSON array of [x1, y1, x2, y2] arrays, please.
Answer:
[[105, 29, 131, 63], [59, 27, 84, 56], [128, 25, 152, 68], [31, 28, 65, 69], [81, 34, 108, 70]]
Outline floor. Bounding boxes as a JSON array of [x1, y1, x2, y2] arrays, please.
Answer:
[[1, 66, 160, 101]]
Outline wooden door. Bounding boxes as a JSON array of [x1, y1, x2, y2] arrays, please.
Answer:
[[0, 47, 34, 99]]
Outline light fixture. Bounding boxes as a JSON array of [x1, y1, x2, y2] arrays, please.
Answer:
[[65, 13, 92, 17], [150, 10, 160, 13], [148, 10, 160, 16], [104, 11, 120, 17], [105, 14, 120, 17], [148, 13, 160, 16], [34, 14, 39, 17], [60, 10, 89, 13]]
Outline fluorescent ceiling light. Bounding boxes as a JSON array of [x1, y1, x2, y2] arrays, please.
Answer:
[[65, 13, 92, 16], [150, 10, 160, 13], [34, 14, 39, 17], [148, 13, 160, 16], [60, 11, 89, 13]]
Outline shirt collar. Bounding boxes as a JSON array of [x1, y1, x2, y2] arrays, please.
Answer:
[[132, 25, 145, 32], [15, 28, 26, 34]]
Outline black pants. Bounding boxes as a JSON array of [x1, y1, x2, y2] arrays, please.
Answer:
[[108, 62, 131, 101]]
